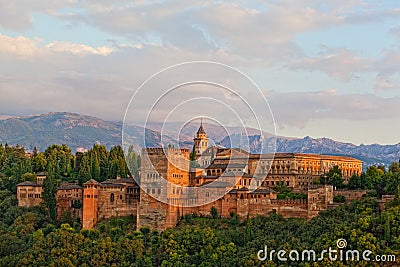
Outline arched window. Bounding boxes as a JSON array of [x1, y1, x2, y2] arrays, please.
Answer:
[[110, 193, 114, 203]]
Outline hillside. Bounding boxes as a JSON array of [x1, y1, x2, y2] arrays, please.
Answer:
[[0, 112, 399, 166], [0, 112, 173, 151]]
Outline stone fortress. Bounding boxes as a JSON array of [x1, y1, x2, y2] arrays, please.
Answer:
[[17, 123, 374, 230], [137, 122, 364, 229]]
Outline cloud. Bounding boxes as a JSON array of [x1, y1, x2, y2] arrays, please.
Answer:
[[1, 1, 399, 69], [288, 45, 400, 91], [0, 33, 237, 121], [59, 0, 399, 81], [0, 0, 76, 30], [374, 49, 400, 90], [0, 0, 400, 133], [290, 47, 372, 81], [0, 34, 42, 58], [268, 90, 400, 129], [389, 24, 400, 39], [0, 33, 114, 58], [45, 41, 114, 56], [37, 1, 367, 64], [80, 1, 338, 63], [343, 6, 400, 24]]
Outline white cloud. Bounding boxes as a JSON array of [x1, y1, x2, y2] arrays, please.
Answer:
[[0, 34, 114, 58], [1, 1, 399, 69], [46, 41, 114, 56], [0, 34, 42, 58]]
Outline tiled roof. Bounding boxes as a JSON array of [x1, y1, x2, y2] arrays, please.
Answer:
[[197, 123, 206, 134], [102, 178, 136, 184], [58, 184, 82, 190], [17, 181, 41, 187], [83, 179, 100, 185], [206, 163, 247, 169], [100, 183, 125, 188], [251, 188, 276, 194]]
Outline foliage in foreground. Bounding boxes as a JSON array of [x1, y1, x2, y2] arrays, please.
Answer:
[[0, 189, 399, 267]]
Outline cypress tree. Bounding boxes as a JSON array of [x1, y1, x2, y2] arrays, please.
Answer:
[[92, 151, 101, 180], [42, 152, 58, 221], [78, 154, 91, 184]]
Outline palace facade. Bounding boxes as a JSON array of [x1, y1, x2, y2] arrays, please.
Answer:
[[137, 124, 363, 229], [16, 123, 366, 230]]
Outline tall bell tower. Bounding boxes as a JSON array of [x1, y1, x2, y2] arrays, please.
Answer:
[[193, 119, 208, 156]]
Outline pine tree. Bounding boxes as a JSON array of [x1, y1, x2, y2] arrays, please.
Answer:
[[108, 158, 118, 178]]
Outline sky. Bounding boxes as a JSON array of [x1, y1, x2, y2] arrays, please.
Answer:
[[0, 1, 400, 145]]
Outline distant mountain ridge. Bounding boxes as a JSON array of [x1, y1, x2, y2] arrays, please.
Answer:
[[0, 112, 399, 166], [219, 134, 400, 166], [0, 112, 172, 152]]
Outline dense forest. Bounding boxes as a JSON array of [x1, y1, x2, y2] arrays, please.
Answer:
[[0, 143, 400, 266], [0, 143, 140, 193], [0, 192, 399, 266]]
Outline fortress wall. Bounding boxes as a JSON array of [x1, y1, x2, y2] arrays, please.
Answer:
[[333, 189, 367, 203]]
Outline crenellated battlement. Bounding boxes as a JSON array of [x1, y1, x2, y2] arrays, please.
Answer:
[[270, 199, 307, 205]]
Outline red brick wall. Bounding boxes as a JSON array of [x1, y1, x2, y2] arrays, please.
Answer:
[[82, 185, 99, 229]]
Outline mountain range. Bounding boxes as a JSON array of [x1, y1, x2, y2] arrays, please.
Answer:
[[0, 112, 398, 166]]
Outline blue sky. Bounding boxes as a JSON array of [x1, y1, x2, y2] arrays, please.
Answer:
[[0, 1, 400, 145]]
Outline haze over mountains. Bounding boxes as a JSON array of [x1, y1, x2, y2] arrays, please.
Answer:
[[0, 112, 398, 166]]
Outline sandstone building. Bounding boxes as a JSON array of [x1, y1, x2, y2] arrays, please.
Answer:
[[16, 172, 49, 207], [136, 124, 363, 230], [16, 181, 43, 207], [56, 182, 83, 221], [204, 151, 363, 189], [16, 124, 366, 230], [82, 178, 140, 229]]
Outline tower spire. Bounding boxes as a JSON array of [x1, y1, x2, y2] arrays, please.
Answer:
[[193, 117, 209, 158], [197, 118, 206, 135]]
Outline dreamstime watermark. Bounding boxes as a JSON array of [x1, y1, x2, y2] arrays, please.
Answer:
[[122, 61, 277, 207], [257, 238, 396, 262]]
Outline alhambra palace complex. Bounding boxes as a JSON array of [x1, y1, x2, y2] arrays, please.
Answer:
[[18, 124, 387, 230]]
